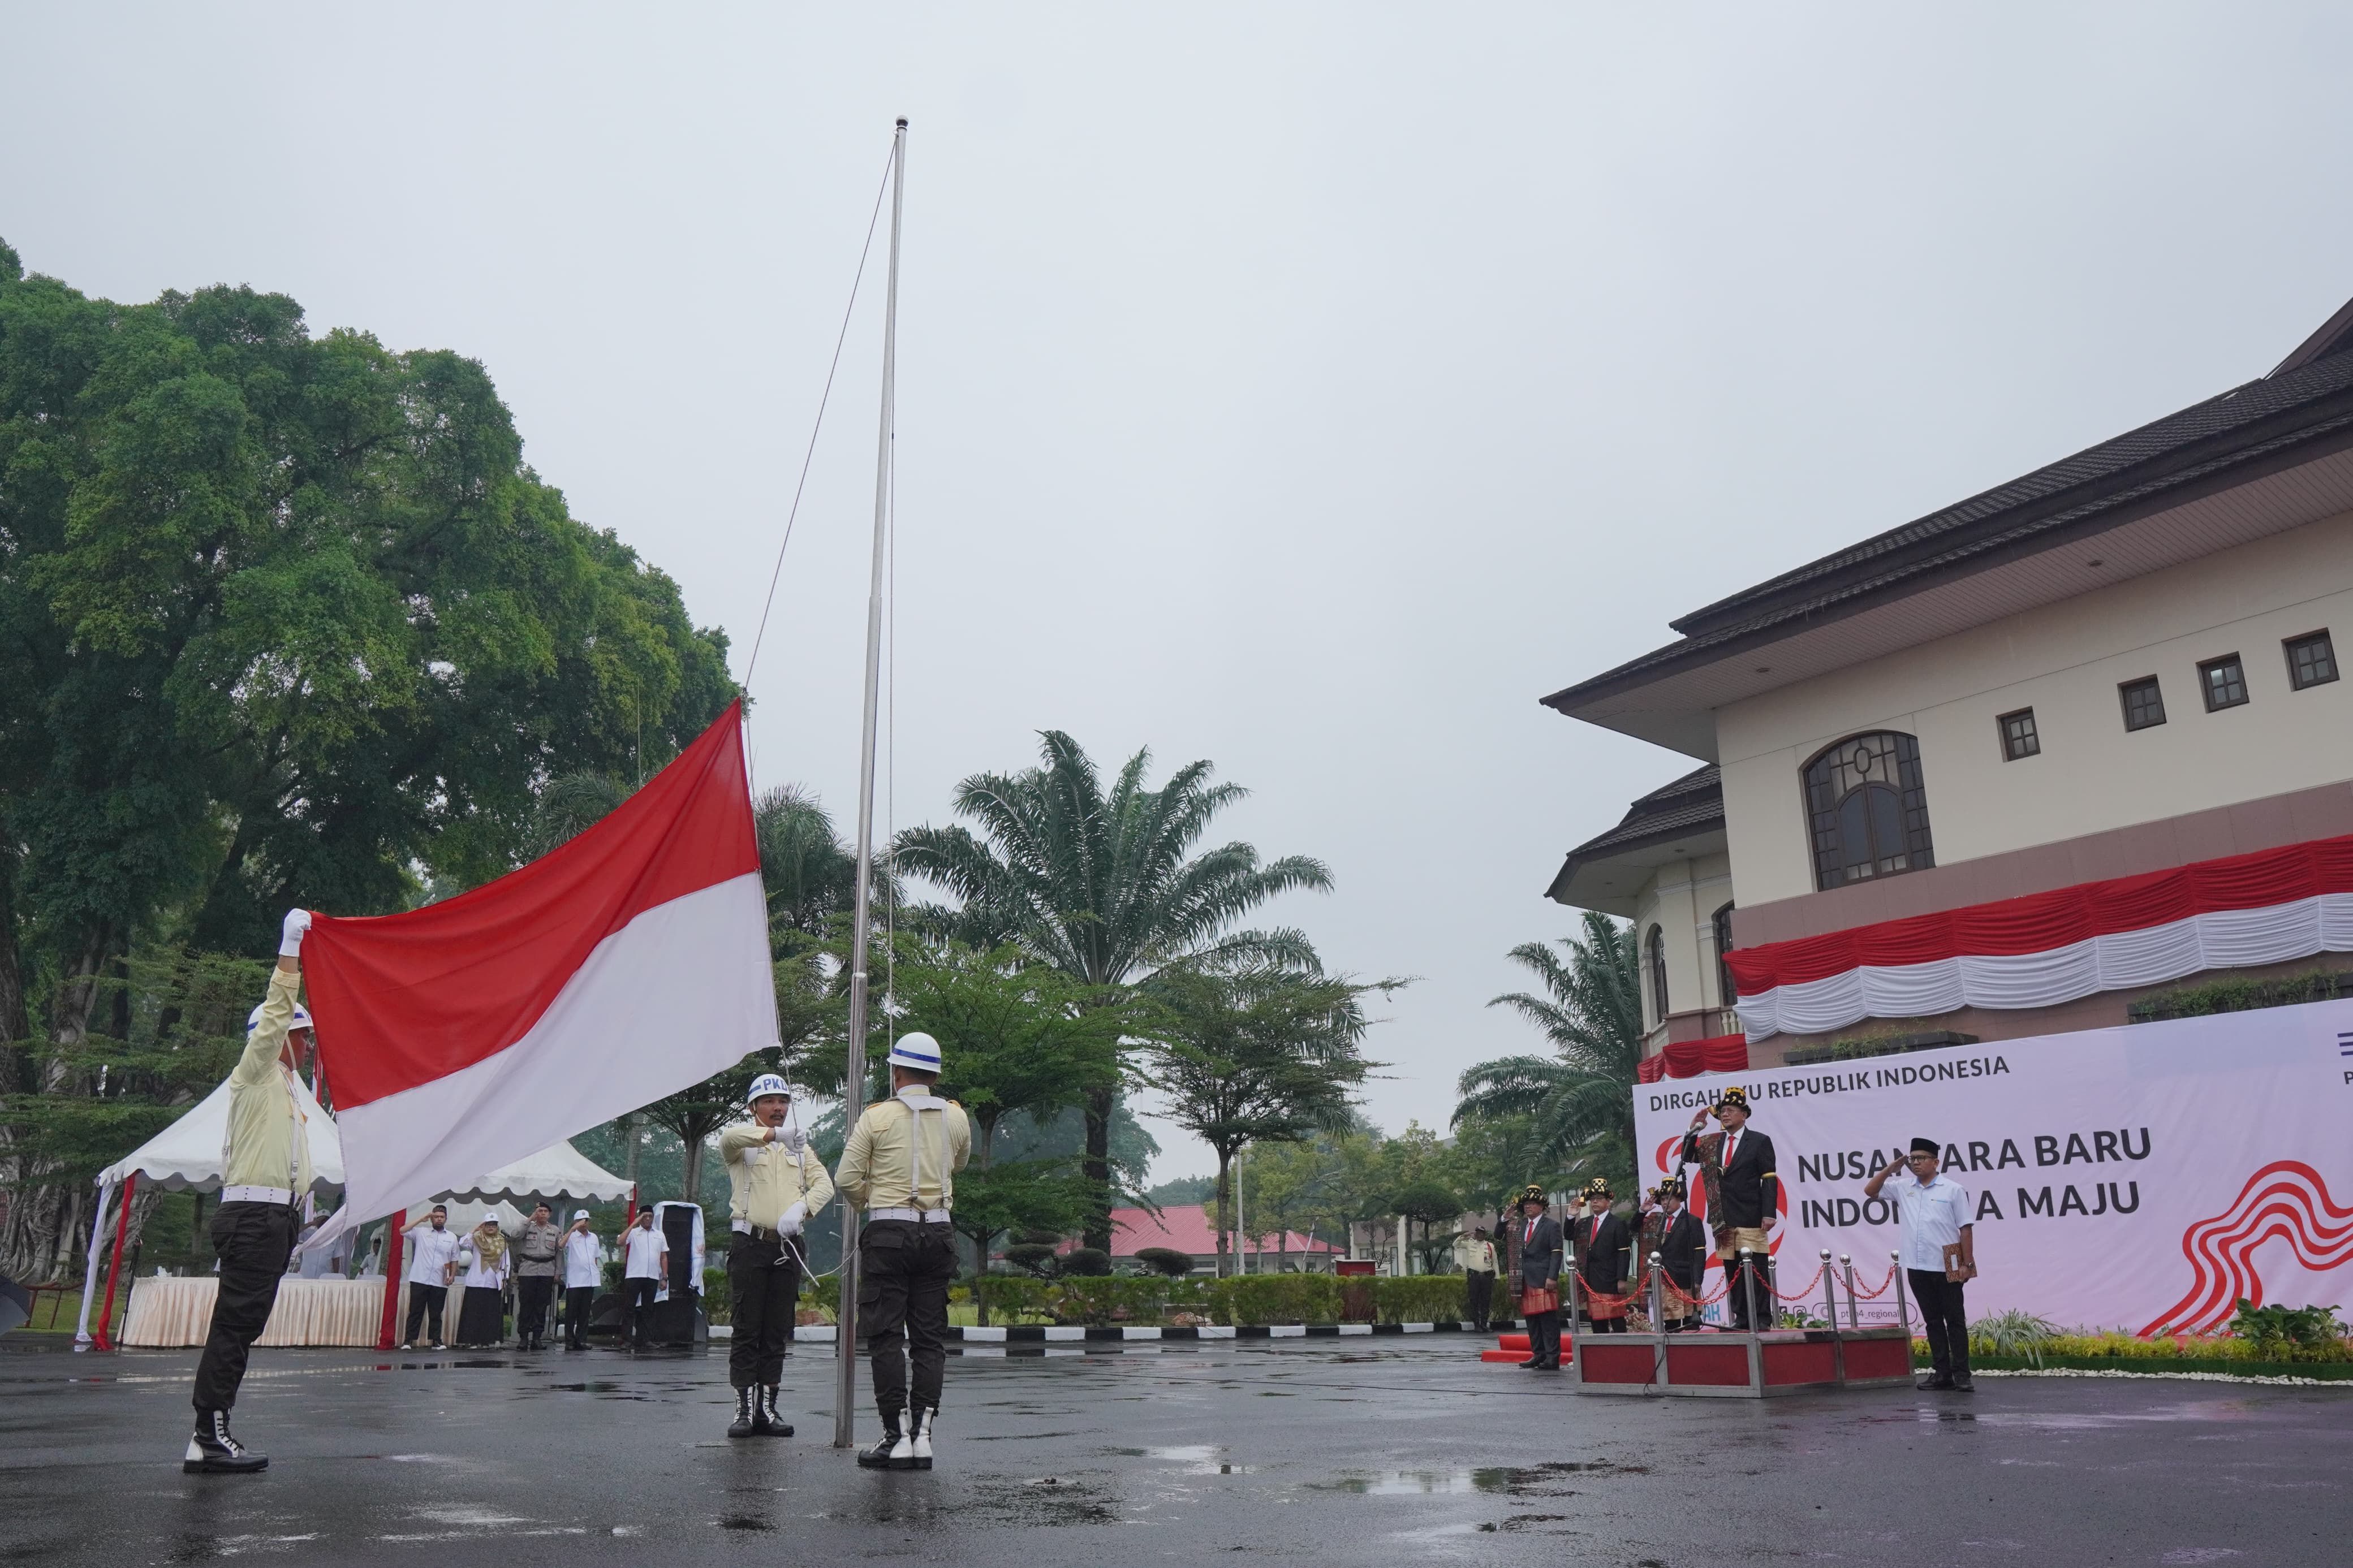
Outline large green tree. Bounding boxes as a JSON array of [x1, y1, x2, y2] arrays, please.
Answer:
[[1451, 911, 1645, 1191], [894, 732, 1331, 1249], [0, 240, 734, 1278], [1141, 960, 1382, 1276], [890, 942, 1126, 1311]]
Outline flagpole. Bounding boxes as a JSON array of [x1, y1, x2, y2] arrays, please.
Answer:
[[837, 116, 906, 1450]]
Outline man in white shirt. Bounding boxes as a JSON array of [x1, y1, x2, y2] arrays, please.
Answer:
[[619, 1208, 669, 1351], [1865, 1138, 1977, 1392], [400, 1204, 461, 1349], [560, 1211, 604, 1351]]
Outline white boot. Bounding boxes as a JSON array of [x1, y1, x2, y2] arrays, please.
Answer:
[[908, 1407, 934, 1470], [887, 1418, 917, 1470]]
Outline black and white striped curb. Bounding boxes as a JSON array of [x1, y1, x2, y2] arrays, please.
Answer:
[[772, 1321, 1510, 1345]]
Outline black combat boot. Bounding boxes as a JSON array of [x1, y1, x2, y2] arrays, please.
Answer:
[[728, 1386, 756, 1439], [757, 1386, 793, 1437], [184, 1409, 268, 1475], [856, 1418, 904, 1468]]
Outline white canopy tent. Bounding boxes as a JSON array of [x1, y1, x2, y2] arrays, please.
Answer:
[[78, 1074, 343, 1345], [435, 1141, 634, 1207]]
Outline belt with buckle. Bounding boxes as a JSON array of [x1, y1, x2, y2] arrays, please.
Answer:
[[866, 1207, 950, 1224], [220, 1185, 296, 1207]]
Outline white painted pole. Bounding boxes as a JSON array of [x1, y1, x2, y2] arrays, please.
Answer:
[[834, 117, 907, 1452]]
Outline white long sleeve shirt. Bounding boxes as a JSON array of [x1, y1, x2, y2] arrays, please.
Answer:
[[562, 1230, 605, 1290], [455, 1235, 507, 1290]]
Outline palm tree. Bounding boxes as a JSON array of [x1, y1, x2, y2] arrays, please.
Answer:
[[1452, 910, 1645, 1189], [894, 732, 1333, 1249]]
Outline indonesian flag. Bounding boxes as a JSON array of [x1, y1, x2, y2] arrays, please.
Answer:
[[305, 700, 776, 1226]]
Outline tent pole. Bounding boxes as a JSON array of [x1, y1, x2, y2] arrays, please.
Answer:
[[93, 1172, 137, 1351], [377, 1211, 407, 1350], [72, 1178, 118, 1347]]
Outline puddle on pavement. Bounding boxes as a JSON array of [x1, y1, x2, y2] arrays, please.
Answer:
[[541, 1381, 651, 1399], [1107, 1444, 1253, 1474], [716, 1515, 774, 1532], [1316, 1461, 1643, 1496], [962, 1476, 1121, 1527]]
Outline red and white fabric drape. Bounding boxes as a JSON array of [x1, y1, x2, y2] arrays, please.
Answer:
[[1727, 834, 2353, 1042], [1635, 1034, 1750, 1082]]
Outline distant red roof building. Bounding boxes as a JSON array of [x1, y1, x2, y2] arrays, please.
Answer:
[[1055, 1204, 1338, 1263]]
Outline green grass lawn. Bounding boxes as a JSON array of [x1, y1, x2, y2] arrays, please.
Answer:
[[11, 1284, 93, 1336]]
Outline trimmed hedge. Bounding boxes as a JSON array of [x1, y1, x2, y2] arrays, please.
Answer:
[[1371, 1276, 1466, 1325], [2128, 967, 2353, 1023], [1211, 1273, 1346, 1327]]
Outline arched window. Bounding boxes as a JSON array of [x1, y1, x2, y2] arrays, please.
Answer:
[[1712, 902, 1736, 1007], [1646, 924, 1669, 1025], [1803, 731, 1936, 891]]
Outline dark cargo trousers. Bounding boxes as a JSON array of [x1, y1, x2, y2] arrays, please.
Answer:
[[193, 1202, 298, 1411], [859, 1218, 956, 1422], [727, 1233, 802, 1389]]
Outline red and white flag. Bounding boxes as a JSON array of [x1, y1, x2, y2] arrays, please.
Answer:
[[305, 700, 775, 1227]]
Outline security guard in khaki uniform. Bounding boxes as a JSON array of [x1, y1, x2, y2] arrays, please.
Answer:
[[838, 1031, 969, 1471], [187, 909, 317, 1474], [716, 1072, 834, 1439]]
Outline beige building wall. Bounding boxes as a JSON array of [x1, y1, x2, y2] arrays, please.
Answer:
[[1716, 507, 2353, 907], [1630, 852, 1735, 1033]]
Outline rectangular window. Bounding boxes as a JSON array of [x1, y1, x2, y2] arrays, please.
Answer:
[[2120, 676, 2166, 732], [2286, 630, 2338, 691], [2197, 654, 2248, 711], [1997, 708, 2040, 761]]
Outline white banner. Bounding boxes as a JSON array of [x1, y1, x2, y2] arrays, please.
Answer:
[[1631, 999, 2353, 1334]]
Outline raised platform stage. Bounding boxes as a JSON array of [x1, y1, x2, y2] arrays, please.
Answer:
[[1566, 1325, 1911, 1396]]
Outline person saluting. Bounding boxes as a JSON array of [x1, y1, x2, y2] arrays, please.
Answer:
[[1680, 1087, 1777, 1330], [716, 1072, 834, 1439], [838, 1033, 969, 1471], [185, 909, 317, 1475]]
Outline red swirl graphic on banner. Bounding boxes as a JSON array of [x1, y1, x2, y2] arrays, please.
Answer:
[[2141, 1161, 2353, 1337]]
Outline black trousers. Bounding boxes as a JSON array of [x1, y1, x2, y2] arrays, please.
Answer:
[[728, 1234, 801, 1389], [1465, 1269, 1494, 1330], [1725, 1255, 1770, 1330], [563, 1286, 594, 1347], [515, 1275, 554, 1344], [1908, 1270, 1970, 1377], [192, 1201, 298, 1411], [1524, 1306, 1562, 1367], [403, 1283, 448, 1345], [860, 1219, 956, 1422], [623, 1277, 659, 1345]]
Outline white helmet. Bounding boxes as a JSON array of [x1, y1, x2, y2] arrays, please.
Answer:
[[746, 1072, 791, 1105], [887, 1031, 942, 1073], [248, 1001, 314, 1034]]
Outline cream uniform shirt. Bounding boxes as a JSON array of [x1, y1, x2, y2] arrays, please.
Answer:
[[222, 967, 314, 1198], [837, 1087, 971, 1212], [716, 1122, 837, 1232]]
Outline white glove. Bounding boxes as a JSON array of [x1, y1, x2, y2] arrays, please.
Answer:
[[775, 1124, 808, 1155], [778, 1202, 807, 1237], [279, 908, 313, 957]]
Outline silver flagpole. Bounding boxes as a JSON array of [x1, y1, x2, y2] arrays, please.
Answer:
[[835, 116, 907, 1450]]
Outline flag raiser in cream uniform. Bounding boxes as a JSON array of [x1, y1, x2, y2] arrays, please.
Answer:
[[1631, 999, 2353, 1336]]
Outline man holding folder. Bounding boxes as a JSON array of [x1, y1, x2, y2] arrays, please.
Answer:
[[1865, 1138, 1976, 1392]]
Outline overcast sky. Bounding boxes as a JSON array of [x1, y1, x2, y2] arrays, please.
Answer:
[[9, 7, 2353, 1179]]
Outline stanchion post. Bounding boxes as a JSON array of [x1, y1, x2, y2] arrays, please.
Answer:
[[1890, 1250, 1910, 1343], [1817, 1248, 1837, 1328], [1739, 1247, 1760, 1336], [1647, 1250, 1664, 1327], [1839, 1253, 1859, 1330]]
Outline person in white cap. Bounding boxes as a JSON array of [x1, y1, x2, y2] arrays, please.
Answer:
[[715, 1070, 835, 1438], [838, 1031, 969, 1471], [186, 908, 317, 1475], [559, 1211, 604, 1351]]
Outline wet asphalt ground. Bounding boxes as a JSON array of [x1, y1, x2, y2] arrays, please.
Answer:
[[4, 1336, 2346, 1567]]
